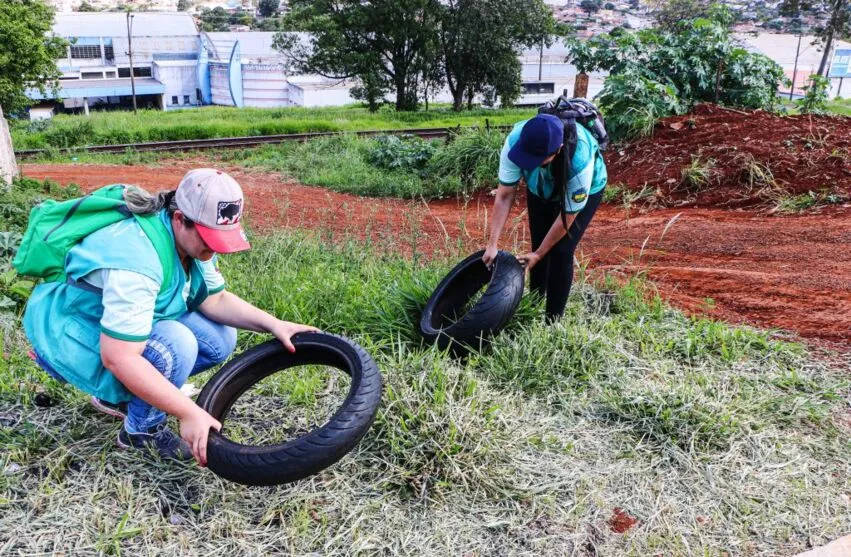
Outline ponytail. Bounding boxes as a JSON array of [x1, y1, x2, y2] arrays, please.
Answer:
[[123, 186, 178, 216]]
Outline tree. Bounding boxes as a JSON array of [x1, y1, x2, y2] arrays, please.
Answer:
[[275, 0, 440, 111], [650, 0, 713, 29], [605, 2, 616, 9], [77, 1, 97, 10], [258, 0, 280, 17], [781, 0, 851, 76], [580, 0, 602, 13], [198, 7, 229, 31], [439, 0, 557, 111], [176, 0, 191, 11], [0, 1, 67, 114]]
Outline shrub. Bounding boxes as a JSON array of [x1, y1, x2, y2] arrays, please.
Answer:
[[797, 74, 830, 114], [427, 128, 506, 194], [366, 135, 437, 176]]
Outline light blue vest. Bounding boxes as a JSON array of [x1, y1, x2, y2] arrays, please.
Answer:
[[23, 210, 212, 404]]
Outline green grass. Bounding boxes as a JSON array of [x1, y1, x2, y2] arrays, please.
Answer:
[[1, 179, 850, 554], [218, 135, 459, 199], [11, 105, 534, 150]]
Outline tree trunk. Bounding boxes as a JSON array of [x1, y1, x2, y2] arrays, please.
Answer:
[[0, 104, 18, 190], [573, 72, 590, 98], [817, 29, 835, 76], [817, 0, 842, 76], [714, 62, 723, 102]]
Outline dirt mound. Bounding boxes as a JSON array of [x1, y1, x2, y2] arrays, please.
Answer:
[[607, 104, 851, 209]]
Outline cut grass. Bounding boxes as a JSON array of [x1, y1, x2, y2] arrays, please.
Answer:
[[10, 105, 534, 150], [1, 179, 850, 554]]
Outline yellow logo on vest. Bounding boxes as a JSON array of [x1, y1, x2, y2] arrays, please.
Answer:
[[572, 191, 588, 203]]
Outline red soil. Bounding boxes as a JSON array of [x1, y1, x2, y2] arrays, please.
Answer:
[[606, 104, 851, 209], [22, 161, 851, 348]]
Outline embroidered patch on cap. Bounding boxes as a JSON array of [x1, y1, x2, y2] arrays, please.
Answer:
[[217, 200, 242, 225]]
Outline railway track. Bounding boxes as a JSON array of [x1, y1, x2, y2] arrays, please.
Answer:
[[15, 125, 511, 159]]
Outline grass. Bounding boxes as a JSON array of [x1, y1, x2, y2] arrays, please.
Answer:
[[770, 188, 847, 214], [21, 128, 509, 200], [10, 105, 534, 150], [1, 179, 850, 554], [677, 155, 718, 192]]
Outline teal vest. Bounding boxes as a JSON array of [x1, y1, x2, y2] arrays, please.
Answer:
[[23, 210, 212, 404]]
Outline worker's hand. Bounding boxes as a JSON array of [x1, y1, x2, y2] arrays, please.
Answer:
[[482, 246, 499, 269], [270, 320, 321, 353], [517, 251, 542, 271], [179, 406, 222, 467]]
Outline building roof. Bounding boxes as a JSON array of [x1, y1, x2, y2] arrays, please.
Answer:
[[53, 12, 198, 38], [27, 78, 166, 100], [204, 32, 309, 63]]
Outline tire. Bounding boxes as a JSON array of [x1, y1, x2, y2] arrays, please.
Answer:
[[420, 250, 525, 352], [195, 332, 382, 486]]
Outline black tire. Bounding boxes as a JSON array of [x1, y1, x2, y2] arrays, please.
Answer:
[[420, 250, 525, 352], [195, 332, 382, 486]]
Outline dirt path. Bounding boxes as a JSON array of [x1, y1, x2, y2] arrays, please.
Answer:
[[22, 162, 851, 346]]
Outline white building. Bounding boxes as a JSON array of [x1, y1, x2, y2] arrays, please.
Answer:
[[28, 12, 202, 113], [200, 32, 355, 108]]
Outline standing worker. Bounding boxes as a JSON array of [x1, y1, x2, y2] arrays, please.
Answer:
[[483, 113, 607, 321], [22, 169, 317, 466]]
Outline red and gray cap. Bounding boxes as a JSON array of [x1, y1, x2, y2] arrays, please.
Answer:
[[175, 168, 251, 253]]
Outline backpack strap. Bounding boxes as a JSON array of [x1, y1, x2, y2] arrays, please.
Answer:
[[133, 214, 176, 297]]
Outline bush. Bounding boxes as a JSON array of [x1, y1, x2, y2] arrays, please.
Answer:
[[595, 72, 684, 140], [427, 128, 506, 194], [568, 7, 787, 140], [797, 74, 831, 114], [366, 135, 437, 176]]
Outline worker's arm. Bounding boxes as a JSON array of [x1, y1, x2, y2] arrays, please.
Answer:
[[483, 185, 518, 267], [198, 290, 319, 352]]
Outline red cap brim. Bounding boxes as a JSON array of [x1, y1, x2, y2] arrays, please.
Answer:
[[196, 224, 251, 253]]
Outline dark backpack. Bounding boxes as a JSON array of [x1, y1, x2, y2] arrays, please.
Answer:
[[536, 93, 609, 227]]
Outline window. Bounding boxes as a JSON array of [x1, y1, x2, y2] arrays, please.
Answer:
[[81, 71, 103, 79], [105, 71, 117, 78], [103, 45, 114, 59], [70, 45, 101, 59], [521, 82, 555, 95], [118, 67, 152, 78], [196, 89, 202, 102], [59, 75, 80, 81], [183, 95, 190, 105], [171, 96, 178, 105]]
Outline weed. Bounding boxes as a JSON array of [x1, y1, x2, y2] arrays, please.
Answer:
[[734, 152, 777, 191], [677, 155, 717, 192], [771, 188, 845, 214]]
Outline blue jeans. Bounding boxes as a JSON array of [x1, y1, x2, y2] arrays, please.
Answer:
[[37, 312, 236, 433]]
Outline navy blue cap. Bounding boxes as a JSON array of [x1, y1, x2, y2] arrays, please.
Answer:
[[508, 114, 565, 170]]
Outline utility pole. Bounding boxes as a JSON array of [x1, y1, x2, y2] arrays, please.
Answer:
[[790, 33, 802, 100], [538, 40, 544, 81], [126, 12, 137, 114]]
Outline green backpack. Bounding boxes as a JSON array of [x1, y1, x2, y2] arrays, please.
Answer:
[[13, 184, 175, 292]]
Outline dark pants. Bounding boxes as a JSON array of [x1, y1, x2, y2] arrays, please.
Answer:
[[527, 190, 603, 320]]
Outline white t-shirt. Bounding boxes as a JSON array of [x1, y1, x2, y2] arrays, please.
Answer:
[[82, 257, 225, 340]]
